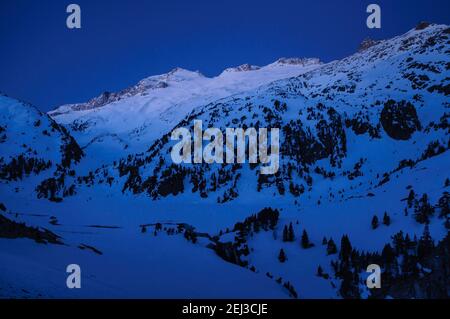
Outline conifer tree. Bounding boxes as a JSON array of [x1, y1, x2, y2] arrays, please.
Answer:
[[371, 215, 379, 229], [392, 231, 405, 254], [339, 235, 352, 260], [438, 192, 449, 218], [288, 222, 295, 241], [317, 265, 324, 277], [301, 230, 313, 249], [381, 243, 395, 264], [282, 225, 289, 242], [414, 193, 434, 224], [383, 212, 391, 226], [407, 189, 416, 208], [278, 248, 287, 263], [417, 224, 434, 260], [327, 238, 337, 255]]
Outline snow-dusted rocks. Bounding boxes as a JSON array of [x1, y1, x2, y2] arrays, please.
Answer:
[[222, 64, 261, 73]]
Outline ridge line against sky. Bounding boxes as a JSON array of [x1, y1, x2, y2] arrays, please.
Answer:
[[0, 0, 449, 111]]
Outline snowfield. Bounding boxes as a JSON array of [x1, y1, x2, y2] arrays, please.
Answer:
[[1, 23, 449, 299]]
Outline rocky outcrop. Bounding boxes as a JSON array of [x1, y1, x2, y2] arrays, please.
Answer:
[[358, 38, 381, 52], [380, 100, 422, 140], [0, 214, 62, 244]]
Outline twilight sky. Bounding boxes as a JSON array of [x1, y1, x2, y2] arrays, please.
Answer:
[[0, 0, 449, 111]]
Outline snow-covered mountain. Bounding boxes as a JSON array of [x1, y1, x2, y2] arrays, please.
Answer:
[[0, 23, 449, 299], [110, 24, 449, 202], [48, 58, 322, 161], [0, 94, 84, 201]]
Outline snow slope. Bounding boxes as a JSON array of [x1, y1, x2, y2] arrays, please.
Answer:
[[1, 23, 449, 299], [48, 58, 322, 160]]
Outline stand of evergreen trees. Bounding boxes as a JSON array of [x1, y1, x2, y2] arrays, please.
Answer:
[[331, 226, 449, 299]]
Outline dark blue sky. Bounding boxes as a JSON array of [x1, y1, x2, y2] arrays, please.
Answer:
[[0, 0, 449, 111]]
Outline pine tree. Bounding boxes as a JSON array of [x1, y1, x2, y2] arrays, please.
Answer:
[[401, 250, 418, 276], [414, 193, 434, 224], [301, 230, 313, 249], [407, 189, 416, 208], [283, 281, 298, 299], [278, 248, 287, 263], [339, 235, 352, 260], [327, 238, 337, 255], [438, 192, 449, 218], [417, 224, 434, 260], [339, 269, 360, 299], [392, 231, 405, 254], [317, 265, 324, 277], [282, 225, 289, 242], [381, 243, 395, 264], [383, 212, 391, 226], [371, 215, 379, 229], [322, 237, 328, 245], [288, 222, 295, 241]]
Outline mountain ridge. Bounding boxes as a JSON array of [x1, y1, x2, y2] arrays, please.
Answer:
[[0, 23, 448, 299]]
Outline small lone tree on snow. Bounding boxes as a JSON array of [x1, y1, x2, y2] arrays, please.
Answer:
[[288, 222, 295, 241], [278, 248, 287, 263], [383, 212, 391, 226], [371, 215, 379, 229], [282, 225, 289, 242], [301, 230, 313, 249], [317, 265, 324, 277]]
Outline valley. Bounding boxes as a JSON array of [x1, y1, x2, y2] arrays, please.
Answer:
[[0, 23, 449, 299]]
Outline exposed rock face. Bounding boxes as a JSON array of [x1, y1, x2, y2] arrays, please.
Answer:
[[358, 38, 381, 52], [223, 64, 261, 72], [274, 57, 321, 66], [380, 100, 422, 140], [416, 21, 431, 31], [0, 214, 62, 244]]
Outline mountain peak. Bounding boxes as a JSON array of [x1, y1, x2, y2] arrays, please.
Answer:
[[222, 63, 261, 73], [415, 21, 431, 31], [166, 67, 203, 76]]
